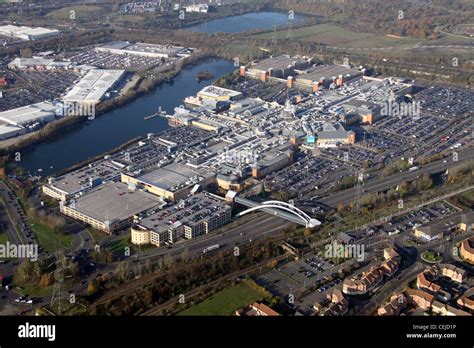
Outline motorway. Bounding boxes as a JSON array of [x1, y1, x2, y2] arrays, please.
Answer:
[[319, 147, 474, 207]]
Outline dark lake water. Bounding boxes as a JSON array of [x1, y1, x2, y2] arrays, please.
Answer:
[[21, 58, 235, 177], [186, 10, 309, 33]]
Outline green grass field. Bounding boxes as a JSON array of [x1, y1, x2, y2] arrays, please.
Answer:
[[178, 281, 272, 316], [46, 5, 107, 21], [30, 220, 73, 253], [109, 234, 132, 254], [15, 282, 54, 297], [253, 22, 473, 53], [0, 231, 7, 245]]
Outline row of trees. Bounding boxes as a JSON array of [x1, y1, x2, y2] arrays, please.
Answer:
[[273, 0, 474, 39], [88, 239, 282, 315], [337, 172, 434, 214], [27, 207, 67, 235], [15, 253, 79, 288]]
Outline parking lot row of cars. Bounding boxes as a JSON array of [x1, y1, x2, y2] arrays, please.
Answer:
[[416, 85, 474, 118], [0, 184, 37, 246], [68, 50, 169, 71], [0, 70, 78, 112], [265, 153, 344, 197]]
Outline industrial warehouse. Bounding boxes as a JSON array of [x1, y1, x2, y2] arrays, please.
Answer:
[[0, 24, 59, 41], [95, 41, 193, 59], [0, 67, 124, 140], [63, 69, 125, 105], [241, 55, 363, 91], [0, 101, 56, 140]]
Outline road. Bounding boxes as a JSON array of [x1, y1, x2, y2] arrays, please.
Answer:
[[319, 148, 474, 207], [0, 182, 28, 245]]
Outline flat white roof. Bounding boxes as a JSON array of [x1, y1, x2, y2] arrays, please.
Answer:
[[8, 57, 54, 67], [0, 25, 59, 40], [70, 182, 163, 223], [97, 41, 187, 57], [0, 124, 24, 135], [0, 101, 56, 126], [63, 69, 124, 104], [198, 85, 242, 99]]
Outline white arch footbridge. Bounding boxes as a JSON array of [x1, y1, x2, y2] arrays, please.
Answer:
[[234, 197, 321, 228]]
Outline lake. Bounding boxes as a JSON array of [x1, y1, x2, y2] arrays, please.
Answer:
[[186, 10, 309, 33]]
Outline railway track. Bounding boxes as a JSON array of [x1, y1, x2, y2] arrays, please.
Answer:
[[89, 234, 289, 313], [141, 253, 289, 316]]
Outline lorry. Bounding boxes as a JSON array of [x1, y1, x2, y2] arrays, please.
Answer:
[[203, 244, 220, 254]]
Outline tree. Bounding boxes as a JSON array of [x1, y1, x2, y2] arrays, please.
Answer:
[[16, 259, 34, 282], [87, 279, 99, 296], [40, 273, 54, 287]]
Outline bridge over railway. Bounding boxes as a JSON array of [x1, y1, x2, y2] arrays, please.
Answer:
[[233, 196, 321, 228]]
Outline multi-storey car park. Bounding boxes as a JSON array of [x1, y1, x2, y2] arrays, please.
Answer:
[[131, 192, 232, 246], [60, 181, 165, 234]]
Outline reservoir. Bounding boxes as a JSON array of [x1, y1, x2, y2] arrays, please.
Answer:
[[186, 10, 309, 33], [21, 58, 235, 177]]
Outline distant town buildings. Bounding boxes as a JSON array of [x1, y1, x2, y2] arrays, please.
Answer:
[[183, 4, 209, 13], [120, 1, 159, 14]]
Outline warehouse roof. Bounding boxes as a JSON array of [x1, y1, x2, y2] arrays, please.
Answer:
[[0, 124, 24, 137], [70, 182, 163, 223], [253, 55, 308, 72], [317, 130, 354, 139], [136, 163, 212, 192], [198, 85, 242, 99], [63, 69, 124, 104], [299, 65, 362, 82], [0, 25, 59, 40], [97, 41, 187, 57], [0, 101, 56, 127]]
